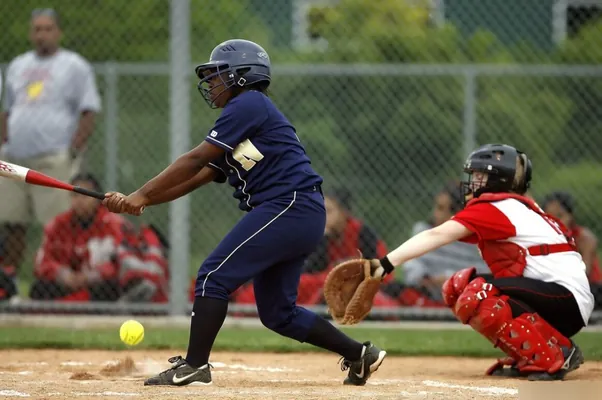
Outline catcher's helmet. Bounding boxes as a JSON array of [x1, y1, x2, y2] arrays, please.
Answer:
[[462, 143, 532, 202], [194, 39, 271, 108]]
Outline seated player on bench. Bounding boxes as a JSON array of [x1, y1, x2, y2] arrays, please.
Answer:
[[30, 173, 169, 303]]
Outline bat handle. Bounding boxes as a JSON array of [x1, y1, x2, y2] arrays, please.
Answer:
[[73, 186, 106, 200]]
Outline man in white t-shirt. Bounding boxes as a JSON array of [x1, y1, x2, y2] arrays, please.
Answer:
[[367, 143, 593, 382], [0, 8, 101, 296]]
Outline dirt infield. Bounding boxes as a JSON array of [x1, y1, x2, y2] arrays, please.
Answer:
[[0, 350, 601, 399]]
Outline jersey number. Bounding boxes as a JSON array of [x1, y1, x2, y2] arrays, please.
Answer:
[[232, 139, 264, 171]]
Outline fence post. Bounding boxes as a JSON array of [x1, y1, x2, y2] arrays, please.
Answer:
[[104, 62, 119, 191], [462, 68, 477, 159], [168, 0, 191, 316]]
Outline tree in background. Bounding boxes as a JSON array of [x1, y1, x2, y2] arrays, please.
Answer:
[[298, 0, 601, 241], [0, 0, 270, 62], [1, 0, 599, 249]]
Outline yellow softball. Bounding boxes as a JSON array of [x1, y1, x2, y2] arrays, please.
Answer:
[[119, 320, 145, 346]]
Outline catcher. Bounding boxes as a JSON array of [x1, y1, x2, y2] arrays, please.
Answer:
[[325, 143, 594, 381]]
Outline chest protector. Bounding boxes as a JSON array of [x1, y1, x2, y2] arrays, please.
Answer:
[[465, 193, 577, 278]]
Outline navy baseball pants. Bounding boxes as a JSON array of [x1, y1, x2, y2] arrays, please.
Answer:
[[195, 187, 325, 342]]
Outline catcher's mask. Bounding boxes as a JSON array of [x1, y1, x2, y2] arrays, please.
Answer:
[[195, 39, 271, 109], [461, 143, 532, 206]]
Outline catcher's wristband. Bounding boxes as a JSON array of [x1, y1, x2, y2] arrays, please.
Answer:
[[379, 256, 395, 275]]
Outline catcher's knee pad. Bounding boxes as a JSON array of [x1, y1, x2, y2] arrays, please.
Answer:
[[456, 284, 571, 374], [441, 267, 476, 307], [453, 277, 500, 325]]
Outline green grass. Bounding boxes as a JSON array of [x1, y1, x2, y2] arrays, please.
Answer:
[[1, 326, 602, 360]]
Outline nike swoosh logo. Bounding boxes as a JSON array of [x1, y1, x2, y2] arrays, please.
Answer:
[[561, 349, 575, 370], [172, 371, 198, 384], [354, 361, 366, 379]]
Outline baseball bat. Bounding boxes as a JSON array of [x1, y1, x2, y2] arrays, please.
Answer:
[[0, 159, 105, 200]]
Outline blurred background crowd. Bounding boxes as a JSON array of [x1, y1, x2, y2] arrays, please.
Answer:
[[0, 0, 601, 319]]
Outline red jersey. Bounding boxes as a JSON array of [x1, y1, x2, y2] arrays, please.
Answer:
[[452, 193, 594, 325], [35, 207, 169, 302], [134, 224, 170, 303]]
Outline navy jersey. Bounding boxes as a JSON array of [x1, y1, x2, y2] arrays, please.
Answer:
[[205, 90, 323, 211]]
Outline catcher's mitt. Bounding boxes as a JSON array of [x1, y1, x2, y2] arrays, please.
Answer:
[[323, 258, 382, 325]]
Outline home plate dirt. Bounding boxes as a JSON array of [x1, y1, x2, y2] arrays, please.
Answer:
[[0, 350, 601, 399]]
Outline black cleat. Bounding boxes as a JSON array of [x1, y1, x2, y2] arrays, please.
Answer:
[[527, 342, 585, 381], [144, 356, 212, 386], [340, 342, 387, 386]]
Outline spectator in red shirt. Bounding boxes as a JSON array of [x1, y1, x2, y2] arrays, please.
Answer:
[[127, 224, 169, 303], [123, 223, 170, 303], [30, 173, 169, 302]]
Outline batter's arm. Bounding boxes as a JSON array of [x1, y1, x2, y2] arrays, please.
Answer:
[[144, 167, 219, 206], [137, 141, 224, 203]]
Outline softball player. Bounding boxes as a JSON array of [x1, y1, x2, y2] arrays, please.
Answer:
[[370, 144, 593, 381], [103, 39, 386, 387]]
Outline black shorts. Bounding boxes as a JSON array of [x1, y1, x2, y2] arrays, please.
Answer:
[[480, 275, 586, 338]]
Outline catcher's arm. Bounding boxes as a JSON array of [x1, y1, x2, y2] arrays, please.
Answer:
[[323, 221, 472, 325], [374, 220, 472, 278]]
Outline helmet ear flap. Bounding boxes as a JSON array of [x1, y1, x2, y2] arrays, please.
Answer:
[[514, 153, 531, 194], [233, 67, 251, 87], [524, 155, 533, 189]]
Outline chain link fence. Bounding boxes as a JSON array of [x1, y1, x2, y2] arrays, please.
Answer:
[[0, 0, 601, 321]]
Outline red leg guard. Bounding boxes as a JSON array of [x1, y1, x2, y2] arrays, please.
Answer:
[[453, 277, 500, 325], [441, 267, 476, 307], [495, 313, 568, 374], [453, 281, 571, 375]]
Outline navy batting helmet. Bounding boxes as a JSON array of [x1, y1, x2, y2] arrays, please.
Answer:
[[194, 39, 271, 108], [461, 143, 532, 201]]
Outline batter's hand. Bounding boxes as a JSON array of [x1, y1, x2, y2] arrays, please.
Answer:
[[103, 191, 147, 216]]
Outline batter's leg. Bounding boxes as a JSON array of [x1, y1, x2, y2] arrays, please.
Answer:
[[145, 192, 324, 387], [253, 254, 387, 386]]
